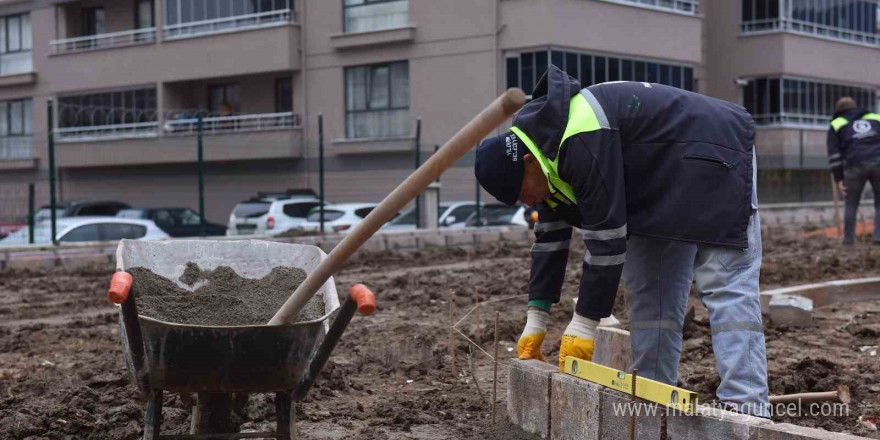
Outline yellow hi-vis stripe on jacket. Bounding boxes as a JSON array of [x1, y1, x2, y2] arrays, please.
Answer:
[[510, 89, 606, 206], [832, 113, 880, 132]]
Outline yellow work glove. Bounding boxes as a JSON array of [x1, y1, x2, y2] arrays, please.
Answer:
[[557, 313, 599, 371], [517, 309, 550, 361]]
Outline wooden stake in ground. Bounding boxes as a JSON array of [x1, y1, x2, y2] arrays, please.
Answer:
[[449, 289, 456, 373], [630, 368, 639, 440], [492, 311, 499, 425], [770, 385, 851, 405], [474, 287, 480, 339]]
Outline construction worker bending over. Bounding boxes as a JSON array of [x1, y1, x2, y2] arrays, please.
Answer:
[[474, 66, 769, 417], [827, 96, 880, 245]]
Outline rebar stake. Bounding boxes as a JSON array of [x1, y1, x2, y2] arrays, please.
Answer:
[[630, 368, 639, 440], [449, 289, 456, 373]]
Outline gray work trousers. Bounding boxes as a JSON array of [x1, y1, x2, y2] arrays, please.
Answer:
[[842, 157, 880, 244]]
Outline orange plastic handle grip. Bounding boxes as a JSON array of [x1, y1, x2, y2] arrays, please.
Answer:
[[108, 271, 133, 304], [349, 284, 376, 315]]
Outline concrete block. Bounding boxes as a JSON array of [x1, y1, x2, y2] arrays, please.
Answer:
[[592, 326, 631, 372], [758, 423, 872, 440], [416, 234, 445, 248], [600, 388, 662, 440], [474, 231, 502, 244], [508, 359, 557, 438], [668, 404, 773, 440], [5, 256, 59, 271], [361, 236, 387, 252], [446, 233, 474, 247], [501, 228, 529, 242], [386, 235, 418, 250], [550, 373, 601, 440], [769, 294, 813, 327], [60, 253, 112, 270]]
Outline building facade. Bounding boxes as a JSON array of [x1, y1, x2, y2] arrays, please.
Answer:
[[0, 0, 874, 223]]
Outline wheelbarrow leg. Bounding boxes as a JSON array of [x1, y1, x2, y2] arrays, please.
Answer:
[[143, 390, 163, 440], [194, 393, 236, 434], [275, 391, 293, 439]]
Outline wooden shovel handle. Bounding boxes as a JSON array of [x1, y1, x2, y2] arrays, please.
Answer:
[[268, 88, 527, 325]]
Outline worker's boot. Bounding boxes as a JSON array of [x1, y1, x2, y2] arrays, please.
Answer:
[[558, 313, 598, 371], [517, 309, 549, 361]]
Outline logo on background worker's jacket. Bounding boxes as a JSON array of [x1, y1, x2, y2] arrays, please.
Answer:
[[505, 134, 518, 162], [853, 120, 875, 139]]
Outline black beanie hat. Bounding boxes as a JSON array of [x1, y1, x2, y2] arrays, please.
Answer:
[[474, 131, 526, 206]]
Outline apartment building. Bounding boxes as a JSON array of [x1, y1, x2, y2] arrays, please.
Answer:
[[0, 0, 872, 222]]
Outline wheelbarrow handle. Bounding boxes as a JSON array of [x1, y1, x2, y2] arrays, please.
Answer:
[[108, 270, 151, 394], [293, 284, 376, 401]]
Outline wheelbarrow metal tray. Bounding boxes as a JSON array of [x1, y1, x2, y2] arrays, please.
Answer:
[[115, 239, 340, 394]]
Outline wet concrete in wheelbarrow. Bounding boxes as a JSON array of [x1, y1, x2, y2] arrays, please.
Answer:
[[0, 234, 878, 439], [129, 263, 324, 326]]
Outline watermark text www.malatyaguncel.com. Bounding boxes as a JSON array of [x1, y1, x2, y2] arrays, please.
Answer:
[[611, 401, 850, 418]]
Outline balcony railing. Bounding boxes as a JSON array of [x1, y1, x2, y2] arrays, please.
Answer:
[[751, 112, 832, 128], [344, 0, 409, 33], [164, 10, 294, 40], [741, 19, 880, 47], [0, 52, 32, 76], [163, 112, 301, 135], [50, 28, 157, 55], [0, 136, 32, 159], [55, 122, 159, 142], [596, 0, 698, 15]]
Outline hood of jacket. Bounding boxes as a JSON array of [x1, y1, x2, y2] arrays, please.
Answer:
[[512, 65, 582, 161]]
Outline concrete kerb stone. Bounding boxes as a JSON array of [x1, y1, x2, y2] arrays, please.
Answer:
[[758, 423, 875, 440], [769, 294, 814, 327], [474, 230, 502, 244], [550, 373, 601, 440], [760, 276, 880, 314], [591, 326, 631, 372], [501, 228, 530, 242], [386, 234, 418, 251], [667, 404, 773, 440], [600, 388, 663, 440], [416, 234, 446, 248], [446, 232, 475, 247], [508, 359, 557, 438]]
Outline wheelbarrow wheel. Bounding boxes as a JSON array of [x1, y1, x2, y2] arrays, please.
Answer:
[[143, 390, 163, 440], [276, 391, 293, 439]]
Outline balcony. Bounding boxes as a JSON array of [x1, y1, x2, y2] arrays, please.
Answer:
[[596, 0, 698, 15], [55, 122, 159, 143], [163, 111, 301, 135], [741, 0, 880, 48], [50, 28, 157, 55], [164, 9, 294, 40], [343, 0, 408, 33], [0, 136, 32, 160]]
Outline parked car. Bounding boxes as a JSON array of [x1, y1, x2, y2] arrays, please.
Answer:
[[61, 200, 131, 217], [0, 217, 169, 247], [0, 223, 25, 239], [301, 203, 383, 234], [382, 202, 482, 231], [34, 204, 70, 222], [117, 208, 226, 237], [227, 195, 325, 236], [464, 203, 530, 227]]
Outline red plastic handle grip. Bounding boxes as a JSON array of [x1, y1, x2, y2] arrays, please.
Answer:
[[349, 284, 376, 315], [108, 271, 133, 304]]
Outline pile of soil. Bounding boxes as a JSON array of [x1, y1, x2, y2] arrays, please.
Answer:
[[129, 263, 323, 326]]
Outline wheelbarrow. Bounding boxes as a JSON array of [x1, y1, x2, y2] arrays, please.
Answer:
[[107, 239, 376, 440]]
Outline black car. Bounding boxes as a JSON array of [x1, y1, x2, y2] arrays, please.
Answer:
[[117, 208, 226, 237], [62, 200, 131, 217]]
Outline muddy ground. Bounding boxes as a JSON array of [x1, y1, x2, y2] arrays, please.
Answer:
[[0, 229, 878, 439]]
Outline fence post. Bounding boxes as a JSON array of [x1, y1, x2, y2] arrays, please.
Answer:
[[197, 113, 206, 236], [47, 98, 58, 245], [475, 176, 481, 227], [318, 113, 325, 234], [435, 144, 441, 214], [28, 183, 34, 244], [414, 118, 422, 229]]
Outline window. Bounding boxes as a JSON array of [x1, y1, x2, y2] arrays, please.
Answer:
[[208, 84, 239, 114], [59, 87, 158, 128], [505, 49, 695, 94], [345, 61, 409, 139], [175, 209, 202, 226], [82, 7, 106, 36], [275, 78, 292, 113], [60, 224, 100, 242], [0, 98, 32, 159], [595, 0, 696, 14], [741, 0, 880, 46], [446, 205, 477, 224], [743, 76, 876, 127], [136, 0, 155, 28], [282, 202, 320, 218], [306, 209, 345, 222], [344, 0, 408, 33], [354, 207, 374, 218], [164, 0, 293, 28], [100, 223, 148, 240], [0, 13, 31, 76]]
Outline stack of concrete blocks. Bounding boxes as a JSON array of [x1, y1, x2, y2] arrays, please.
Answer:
[[508, 326, 873, 440], [768, 294, 814, 327]]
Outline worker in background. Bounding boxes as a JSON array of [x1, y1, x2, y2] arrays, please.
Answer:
[[827, 97, 880, 245], [474, 66, 769, 417]]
